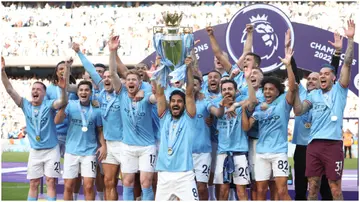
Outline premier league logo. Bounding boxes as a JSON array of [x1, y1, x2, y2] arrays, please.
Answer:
[[226, 4, 294, 73]]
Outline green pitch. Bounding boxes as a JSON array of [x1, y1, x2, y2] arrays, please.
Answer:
[[2, 182, 49, 201]]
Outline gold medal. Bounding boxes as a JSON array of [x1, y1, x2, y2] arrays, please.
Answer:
[[304, 123, 311, 129], [168, 148, 173, 155], [36, 135, 41, 142]]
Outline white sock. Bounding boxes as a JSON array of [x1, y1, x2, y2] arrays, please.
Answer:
[[97, 192, 104, 200], [228, 188, 236, 200], [73, 193, 79, 201], [208, 185, 216, 200]]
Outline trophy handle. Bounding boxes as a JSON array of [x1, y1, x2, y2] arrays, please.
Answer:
[[153, 26, 164, 34]]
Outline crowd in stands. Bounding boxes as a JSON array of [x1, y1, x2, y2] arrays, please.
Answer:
[[1, 1, 359, 140], [1, 1, 359, 57]]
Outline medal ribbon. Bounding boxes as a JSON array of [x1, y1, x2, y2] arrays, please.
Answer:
[[32, 104, 45, 138], [167, 117, 184, 151], [77, 101, 93, 130], [103, 91, 117, 119]]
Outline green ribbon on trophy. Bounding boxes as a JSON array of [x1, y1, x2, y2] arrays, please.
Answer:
[[152, 12, 194, 87]]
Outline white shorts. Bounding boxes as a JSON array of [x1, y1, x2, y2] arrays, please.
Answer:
[[214, 153, 250, 185], [63, 153, 97, 179], [254, 153, 289, 181], [192, 153, 211, 183], [210, 142, 217, 173], [120, 142, 156, 173], [102, 141, 122, 166], [248, 138, 257, 181], [27, 144, 61, 180], [155, 171, 199, 201]]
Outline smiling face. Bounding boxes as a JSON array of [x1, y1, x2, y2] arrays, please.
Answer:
[[221, 81, 236, 100], [169, 94, 185, 119], [31, 83, 46, 105], [77, 83, 92, 103], [135, 63, 149, 81], [306, 72, 320, 92], [319, 67, 335, 91], [263, 83, 279, 104], [125, 73, 141, 96], [194, 78, 201, 94], [103, 71, 113, 92], [56, 63, 66, 79], [250, 68, 263, 89], [207, 71, 221, 93], [95, 66, 105, 79]]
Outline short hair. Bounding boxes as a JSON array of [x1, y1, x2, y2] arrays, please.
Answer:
[[135, 63, 149, 70], [94, 63, 107, 70], [253, 67, 264, 75], [220, 79, 238, 90], [246, 52, 261, 67], [78, 80, 93, 90], [52, 61, 76, 84], [261, 76, 285, 95], [125, 69, 141, 80], [169, 90, 186, 104], [194, 76, 202, 85], [321, 63, 336, 74], [207, 70, 222, 78], [33, 81, 47, 91]]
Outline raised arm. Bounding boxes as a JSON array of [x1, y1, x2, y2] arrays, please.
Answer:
[[339, 19, 355, 88], [191, 40, 203, 79], [108, 36, 122, 92], [115, 38, 129, 79], [72, 42, 102, 86], [328, 32, 343, 76], [156, 83, 167, 117], [206, 26, 232, 73], [1, 57, 22, 107], [52, 59, 70, 109], [279, 48, 296, 105], [185, 57, 196, 117], [285, 29, 301, 84], [54, 107, 66, 124], [237, 24, 254, 69], [245, 71, 257, 111], [242, 105, 255, 131]]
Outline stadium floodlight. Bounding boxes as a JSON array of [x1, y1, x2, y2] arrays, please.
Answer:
[[24, 66, 31, 71]]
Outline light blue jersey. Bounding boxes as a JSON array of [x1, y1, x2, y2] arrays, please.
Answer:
[[151, 105, 161, 141], [244, 88, 265, 139], [21, 98, 58, 149], [216, 106, 249, 153], [192, 98, 213, 153], [232, 71, 248, 96], [77, 52, 104, 89], [305, 82, 347, 143], [253, 94, 292, 153], [65, 100, 102, 156], [120, 88, 155, 146], [292, 85, 312, 145], [156, 110, 195, 172], [46, 84, 78, 135], [98, 89, 122, 141]]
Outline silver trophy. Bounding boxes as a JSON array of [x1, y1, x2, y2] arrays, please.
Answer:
[[153, 12, 193, 71]]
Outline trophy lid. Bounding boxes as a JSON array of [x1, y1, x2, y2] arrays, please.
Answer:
[[162, 12, 183, 27]]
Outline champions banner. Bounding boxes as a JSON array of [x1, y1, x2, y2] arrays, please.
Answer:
[[142, 4, 359, 95]]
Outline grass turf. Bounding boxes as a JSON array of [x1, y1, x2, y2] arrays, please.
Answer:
[[1, 182, 47, 200]]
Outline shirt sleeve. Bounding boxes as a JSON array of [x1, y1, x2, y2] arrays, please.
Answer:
[[77, 52, 102, 86]]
